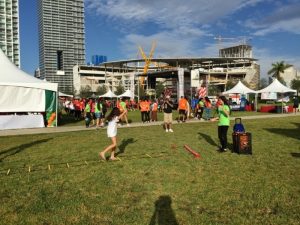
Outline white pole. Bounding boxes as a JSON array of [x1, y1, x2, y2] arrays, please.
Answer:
[[255, 93, 258, 112], [138, 81, 140, 102], [55, 90, 58, 127]]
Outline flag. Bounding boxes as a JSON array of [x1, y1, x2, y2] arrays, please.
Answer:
[[198, 87, 207, 98]]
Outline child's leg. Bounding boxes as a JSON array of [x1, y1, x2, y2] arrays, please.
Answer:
[[124, 113, 129, 124], [109, 137, 117, 160], [99, 137, 117, 160]]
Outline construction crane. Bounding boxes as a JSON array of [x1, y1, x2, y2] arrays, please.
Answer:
[[138, 41, 156, 85], [214, 35, 251, 49]]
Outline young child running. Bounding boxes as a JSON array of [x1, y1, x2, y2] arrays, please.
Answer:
[[99, 107, 127, 161]]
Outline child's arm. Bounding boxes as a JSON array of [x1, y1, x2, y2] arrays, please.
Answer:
[[117, 109, 127, 119], [211, 105, 229, 121], [210, 117, 219, 122], [221, 106, 230, 117]]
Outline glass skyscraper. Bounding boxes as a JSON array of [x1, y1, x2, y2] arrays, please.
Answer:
[[0, 0, 20, 67], [91, 55, 107, 65], [38, 0, 85, 93]]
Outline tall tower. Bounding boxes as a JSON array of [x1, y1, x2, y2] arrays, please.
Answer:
[[38, 0, 85, 93], [0, 0, 20, 67]]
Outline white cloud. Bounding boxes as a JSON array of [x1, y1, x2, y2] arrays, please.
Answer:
[[85, 0, 252, 31], [245, 2, 300, 36], [120, 31, 202, 59], [85, 0, 300, 81], [85, 0, 261, 59], [253, 47, 300, 79], [253, 18, 300, 36]]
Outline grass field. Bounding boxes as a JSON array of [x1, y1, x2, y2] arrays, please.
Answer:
[[0, 116, 300, 225]]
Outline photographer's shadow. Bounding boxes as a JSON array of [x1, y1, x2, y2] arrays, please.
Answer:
[[149, 195, 179, 225]]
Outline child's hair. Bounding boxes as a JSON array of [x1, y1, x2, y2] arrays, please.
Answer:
[[219, 95, 229, 106], [106, 107, 120, 121], [219, 95, 231, 114], [205, 96, 210, 102]]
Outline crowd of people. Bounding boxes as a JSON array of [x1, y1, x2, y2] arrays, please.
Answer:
[[60, 95, 224, 128]]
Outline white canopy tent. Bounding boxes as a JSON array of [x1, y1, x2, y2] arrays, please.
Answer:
[[256, 78, 296, 113], [222, 81, 257, 95], [0, 50, 58, 129], [256, 79, 296, 94], [222, 81, 256, 111], [59, 92, 73, 98], [117, 89, 135, 99], [99, 89, 117, 98]]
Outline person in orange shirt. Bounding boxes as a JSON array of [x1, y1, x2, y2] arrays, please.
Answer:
[[74, 99, 81, 120], [139, 97, 148, 123], [151, 99, 158, 122], [80, 99, 85, 118], [145, 99, 151, 122], [177, 96, 188, 122]]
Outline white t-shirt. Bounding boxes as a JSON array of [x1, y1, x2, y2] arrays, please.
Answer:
[[107, 117, 119, 137]]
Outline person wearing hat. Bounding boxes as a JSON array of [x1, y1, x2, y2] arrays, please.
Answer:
[[163, 95, 174, 132]]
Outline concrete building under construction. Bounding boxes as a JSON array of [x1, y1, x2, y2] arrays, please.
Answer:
[[73, 44, 260, 99]]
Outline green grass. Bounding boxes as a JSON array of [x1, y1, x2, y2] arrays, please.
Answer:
[[0, 117, 300, 224]]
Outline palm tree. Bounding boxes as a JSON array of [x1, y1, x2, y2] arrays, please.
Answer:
[[267, 61, 292, 83]]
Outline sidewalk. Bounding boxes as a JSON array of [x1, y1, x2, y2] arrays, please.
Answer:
[[0, 113, 299, 137]]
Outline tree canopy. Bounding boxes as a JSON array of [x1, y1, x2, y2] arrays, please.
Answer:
[[267, 61, 292, 83], [291, 79, 300, 92], [115, 83, 125, 95], [96, 85, 107, 95]]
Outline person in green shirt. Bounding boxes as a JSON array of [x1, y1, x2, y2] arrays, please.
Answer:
[[212, 95, 230, 152], [119, 98, 129, 126], [197, 98, 205, 120], [84, 100, 92, 128], [94, 98, 103, 128]]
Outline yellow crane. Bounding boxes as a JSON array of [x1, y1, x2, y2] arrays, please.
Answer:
[[138, 41, 156, 85]]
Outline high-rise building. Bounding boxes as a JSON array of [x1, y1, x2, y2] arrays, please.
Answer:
[[91, 55, 107, 65], [38, 0, 85, 93], [0, 0, 20, 67]]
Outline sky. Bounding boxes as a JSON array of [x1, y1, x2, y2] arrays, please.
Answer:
[[19, 0, 300, 79]]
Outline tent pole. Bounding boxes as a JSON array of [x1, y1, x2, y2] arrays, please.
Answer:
[[55, 91, 58, 127], [281, 93, 283, 114], [255, 93, 258, 112]]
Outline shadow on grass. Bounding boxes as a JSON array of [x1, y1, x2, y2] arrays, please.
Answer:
[[291, 153, 300, 158], [149, 195, 179, 225], [0, 138, 52, 162], [58, 114, 84, 126], [198, 132, 218, 148], [264, 122, 300, 141], [116, 138, 137, 156]]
